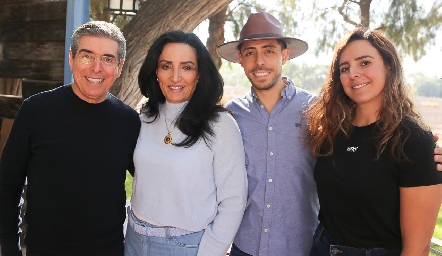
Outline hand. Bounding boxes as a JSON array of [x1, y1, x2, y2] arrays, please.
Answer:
[[436, 147, 442, 172]]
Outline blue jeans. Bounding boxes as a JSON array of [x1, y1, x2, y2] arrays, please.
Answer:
[[124, 212, 204, 256], [309, 223, 401, 256]]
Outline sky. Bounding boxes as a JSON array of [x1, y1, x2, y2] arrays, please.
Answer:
[[194, 2, 442, 79]]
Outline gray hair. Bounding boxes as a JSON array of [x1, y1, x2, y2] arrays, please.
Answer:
[[70, 21, 126, 63]]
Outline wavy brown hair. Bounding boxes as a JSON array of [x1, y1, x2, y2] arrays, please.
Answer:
[[306, 27, 428, 162]]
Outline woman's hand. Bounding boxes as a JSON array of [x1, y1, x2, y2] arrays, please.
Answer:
[[434, 135, 441, 171]]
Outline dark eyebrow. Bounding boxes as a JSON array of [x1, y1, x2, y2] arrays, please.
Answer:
[[78, 49, 116, 58], [339, 55, 374, 67], [79, 49, 92, 53], [180, 61, 195, 65], [262, 44, 277, 49], [158, 60, 195, 65]]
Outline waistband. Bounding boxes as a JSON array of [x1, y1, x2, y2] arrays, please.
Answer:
[[314, 223, 401, 256], [128, 210, 195, 237]]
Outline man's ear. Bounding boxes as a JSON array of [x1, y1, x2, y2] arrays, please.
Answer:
[[237, 52, 243, 65], [68, 51, 73, 71], [116, 59, 125, 78], [282, 48, 290, 65]]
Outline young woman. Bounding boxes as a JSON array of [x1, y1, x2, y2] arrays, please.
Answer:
[[307, 27, 442, 256]]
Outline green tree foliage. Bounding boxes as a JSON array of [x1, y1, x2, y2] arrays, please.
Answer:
[[309, 0, 442, 61], [282, 62, 328, 93], [225, 0, 267, 37], [383, 1, 442, 61], [217, 0, 442, 62]]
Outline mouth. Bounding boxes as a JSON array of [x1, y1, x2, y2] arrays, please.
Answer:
[[87, 77, 104, 83], [251, 68, 271, 78], [254, 71, 270, 77], [169, 85, 184, 91], [352, 83, 368, 89]]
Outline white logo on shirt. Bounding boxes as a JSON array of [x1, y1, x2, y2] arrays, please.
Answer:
[[347, 147, 358, 152]]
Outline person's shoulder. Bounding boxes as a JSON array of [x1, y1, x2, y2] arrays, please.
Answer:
[[24, 85, 67, 103], [22, 85, 70, 112], [106, 94, 141, 128], [217, 110, 237, 123], [284, 77, 317, 103], [293, 86, 318, 102], [210, 111, 242, 146], [401, 117, 433, 145], [212, 111, 239, 131], [107, 94, 138, 114], [225, 92, 252, 111]]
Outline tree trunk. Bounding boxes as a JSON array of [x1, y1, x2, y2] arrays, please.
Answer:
[[207, 5, 228, 69], [110, 0, 233, 108], [359, 0, 372, 27]]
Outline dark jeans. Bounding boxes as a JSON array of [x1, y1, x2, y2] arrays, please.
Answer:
[[309, 223, 401, 256], [230, 243, 253, 256]]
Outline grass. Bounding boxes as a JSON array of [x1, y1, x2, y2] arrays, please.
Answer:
[[434, 206, 442, 239], [431, 245, 442, 256], [125, 171, 133, 200], [431, 207, 442, 254]]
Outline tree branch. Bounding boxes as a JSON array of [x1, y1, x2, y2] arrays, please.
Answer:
[[336, 0, 359, 26]]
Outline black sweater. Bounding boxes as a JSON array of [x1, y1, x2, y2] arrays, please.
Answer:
[[0, 85, 140, 256]]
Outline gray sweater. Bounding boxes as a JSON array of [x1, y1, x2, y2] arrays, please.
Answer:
[[131, 101, 248, 256]]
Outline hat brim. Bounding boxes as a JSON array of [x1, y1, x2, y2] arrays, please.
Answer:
[[216, 37, 308, 63]]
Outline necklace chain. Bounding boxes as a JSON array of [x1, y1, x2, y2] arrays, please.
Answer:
[[163, 104, 176, 144]]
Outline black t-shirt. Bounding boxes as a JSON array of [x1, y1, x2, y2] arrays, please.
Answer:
[[315, 120, 442, 249]]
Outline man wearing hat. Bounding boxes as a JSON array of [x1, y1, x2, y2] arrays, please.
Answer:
[[217, 12, 319, 255]]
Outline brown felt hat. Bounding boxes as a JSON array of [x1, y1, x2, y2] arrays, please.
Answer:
[[216, 12, 308, 63]]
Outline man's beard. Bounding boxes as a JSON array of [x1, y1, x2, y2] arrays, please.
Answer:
[[247, 68, 281, 91]]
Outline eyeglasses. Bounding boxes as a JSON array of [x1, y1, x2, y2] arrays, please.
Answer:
[[76, 52, 118, 67]]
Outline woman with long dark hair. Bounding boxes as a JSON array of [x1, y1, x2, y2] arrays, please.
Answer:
[[124, 30, 247, 256]]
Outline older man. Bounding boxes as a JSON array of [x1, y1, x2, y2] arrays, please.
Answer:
[[0, 21, 140, 256]]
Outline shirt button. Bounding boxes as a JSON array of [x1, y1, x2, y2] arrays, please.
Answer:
[[269, 127, 273, 130], [267, 204, 271, 208], [260, 105, 264, 108], [269, 152, 274, 156], [268, 179, 273, 182], [264, 228, 268, 232], [288, 96, 291, 99]]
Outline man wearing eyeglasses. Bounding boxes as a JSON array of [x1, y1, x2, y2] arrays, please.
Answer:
[[0, 21, 141, 256]]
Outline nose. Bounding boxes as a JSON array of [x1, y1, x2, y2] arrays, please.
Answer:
[[171, 68, 181, 83], [91, 57, 104, 72], [255, 52, 265, 66], [349, 67, 360, 78]]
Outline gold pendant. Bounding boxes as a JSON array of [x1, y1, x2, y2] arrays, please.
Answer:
[[164, 132, 172, 144]]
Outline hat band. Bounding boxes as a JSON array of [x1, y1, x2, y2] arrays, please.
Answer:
[[240, 33, 284, 40]]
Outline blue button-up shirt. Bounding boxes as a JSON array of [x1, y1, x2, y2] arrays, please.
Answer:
[[226, 77, 319, 256]]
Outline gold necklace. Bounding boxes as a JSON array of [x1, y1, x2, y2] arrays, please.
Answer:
[[163, 104, 177, 144]]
